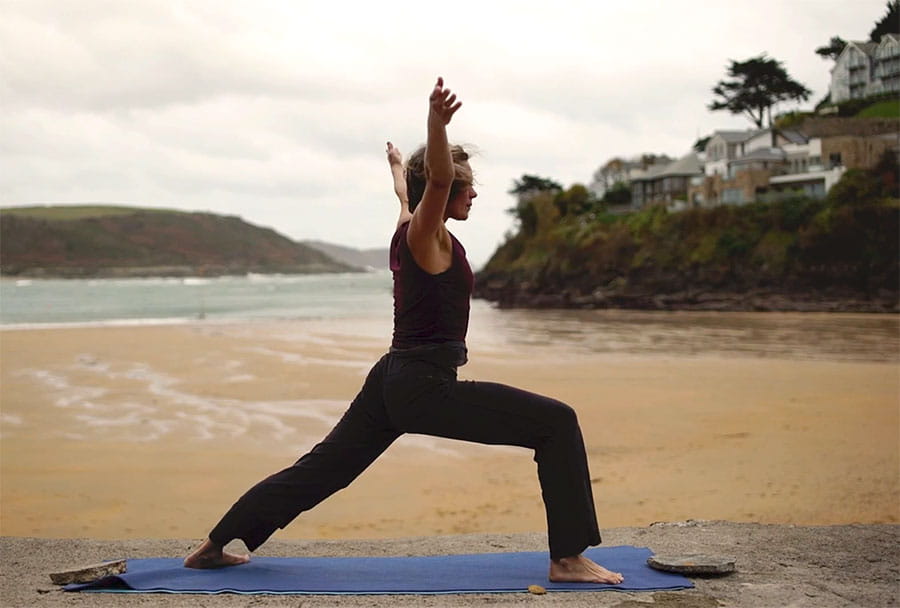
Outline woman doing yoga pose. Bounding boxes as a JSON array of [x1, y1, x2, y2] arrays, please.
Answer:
[[184, 78, 623, 585]]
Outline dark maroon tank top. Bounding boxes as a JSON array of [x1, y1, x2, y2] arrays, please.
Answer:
[[390, 222, 474, 349]]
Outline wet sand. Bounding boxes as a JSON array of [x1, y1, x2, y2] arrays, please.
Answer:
[[1, 320, 898, 543]]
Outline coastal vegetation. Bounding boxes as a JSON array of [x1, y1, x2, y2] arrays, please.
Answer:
[[0, 205, 357, 277], [475, 156, 899, 312]]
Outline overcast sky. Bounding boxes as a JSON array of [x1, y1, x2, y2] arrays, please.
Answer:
[[1, 0, 887, 268]]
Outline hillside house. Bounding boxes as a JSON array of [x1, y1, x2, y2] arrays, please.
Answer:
[[688, 128, 897, 206], [689, 129, 808, 206], [704, 130, 754, 177], [830, 33, 900, 103], [629, 153, 703, 209]]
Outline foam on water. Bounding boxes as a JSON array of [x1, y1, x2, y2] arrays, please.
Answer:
[[243, 346, 371, 371], [9, 355, 466, 453]]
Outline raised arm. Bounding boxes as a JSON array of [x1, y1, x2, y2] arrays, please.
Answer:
[[386, 141, 412, 228], [406, 77, 462, 273]]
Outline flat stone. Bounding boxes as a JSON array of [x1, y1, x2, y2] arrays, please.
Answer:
[[647, 554, 735, 575], [48, 559, 127, 585]]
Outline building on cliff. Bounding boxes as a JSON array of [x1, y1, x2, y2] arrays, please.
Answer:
[[685, 128, 897, 208], [620, 126, 898, 211], [605, 34, 899, 212], [830, 33, 900, 103], [628, 153, 703, 209]]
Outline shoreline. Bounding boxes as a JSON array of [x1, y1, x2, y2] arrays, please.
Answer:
[[475, 287, 900, 314], [2, 522, 898, 607]]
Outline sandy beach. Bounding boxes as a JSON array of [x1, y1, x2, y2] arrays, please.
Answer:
[[1, 318, 897, 544]]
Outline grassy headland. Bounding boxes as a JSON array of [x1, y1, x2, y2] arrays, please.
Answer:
[[0, 205, 358, 277]]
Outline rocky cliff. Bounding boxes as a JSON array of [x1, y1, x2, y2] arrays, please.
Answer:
[[476, 178, 899, 313]]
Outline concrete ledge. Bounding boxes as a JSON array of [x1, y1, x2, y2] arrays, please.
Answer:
[[2, 521, 897, 607]]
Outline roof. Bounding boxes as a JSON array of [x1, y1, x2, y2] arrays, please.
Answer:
[[630, 153, 702, 181], [629, 161, 669, 181], [842, 40, 879, 59], [779, 130, 808, 145], [710, 130, 755, 144], [659, 153, 703, 177]]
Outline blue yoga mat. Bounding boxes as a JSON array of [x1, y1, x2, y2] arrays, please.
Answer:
[[65, 546, 693, 595]]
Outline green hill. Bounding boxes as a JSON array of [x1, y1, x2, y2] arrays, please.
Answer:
[[476, 169, 900, 313], [0, 205, 358, 277]]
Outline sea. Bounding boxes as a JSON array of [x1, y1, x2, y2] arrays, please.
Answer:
[[1, 272, 898, 362]]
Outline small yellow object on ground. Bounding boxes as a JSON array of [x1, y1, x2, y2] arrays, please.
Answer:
[[527, 584, 547, 594]]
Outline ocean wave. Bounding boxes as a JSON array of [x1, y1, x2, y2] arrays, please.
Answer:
[[0, 317, 197, 331]]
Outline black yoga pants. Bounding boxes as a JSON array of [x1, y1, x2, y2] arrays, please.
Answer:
[[208, 352, 602, 559]]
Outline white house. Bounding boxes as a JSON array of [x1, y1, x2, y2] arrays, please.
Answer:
[[703, 130, 754, 177], [830, 33, 900, 103], [766, 139, 846, 200], [690, 127, 873, 206]]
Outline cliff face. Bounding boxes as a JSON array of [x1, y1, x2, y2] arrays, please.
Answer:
[[0, 206, 357, 277], [475, 191, 900, 313]]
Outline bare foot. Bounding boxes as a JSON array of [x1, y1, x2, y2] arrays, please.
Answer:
[[183, 538, 250, 569], [549, 555, 624, 584]]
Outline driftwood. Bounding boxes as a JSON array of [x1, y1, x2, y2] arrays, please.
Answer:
[[48, 559, 127, 585]]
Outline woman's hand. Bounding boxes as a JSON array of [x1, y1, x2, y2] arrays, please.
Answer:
[[386, 141, 403, 168], [428, 77, 462, 127]]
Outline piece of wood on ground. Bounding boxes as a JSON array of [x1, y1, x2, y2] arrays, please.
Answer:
[[49, 559, 127, 585], [647, 553, 735, 575]]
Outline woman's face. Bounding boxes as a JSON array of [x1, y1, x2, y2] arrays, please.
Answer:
[[445, 161, 477, 221]]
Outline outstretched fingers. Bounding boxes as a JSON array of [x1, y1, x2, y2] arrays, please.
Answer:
[[429, 76, 463, 124]]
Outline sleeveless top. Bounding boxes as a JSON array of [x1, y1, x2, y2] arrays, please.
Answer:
[[390, 222, 474, 356]]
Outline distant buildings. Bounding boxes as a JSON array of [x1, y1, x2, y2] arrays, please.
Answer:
[[602, 33, 899, 213], [686, 129, 872, 208], [606, 126, 897, 213]]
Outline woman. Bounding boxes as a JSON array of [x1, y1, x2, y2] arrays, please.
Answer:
[[185, 78, 623, 585]]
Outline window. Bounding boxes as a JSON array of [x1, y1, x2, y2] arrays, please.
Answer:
[[722, 188, 743, 205], [829, 153, 842, 168]]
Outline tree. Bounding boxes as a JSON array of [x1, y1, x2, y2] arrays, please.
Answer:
[[507, 175, 561, 236], [870, 0, 899, 42], [709, 55, 812, 128], [590, 158, 630, 197], [554, 184, 596, 217], [508, 174, 562, 197], [601, 182, 632, 206], [815, 36, 847, 61]]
